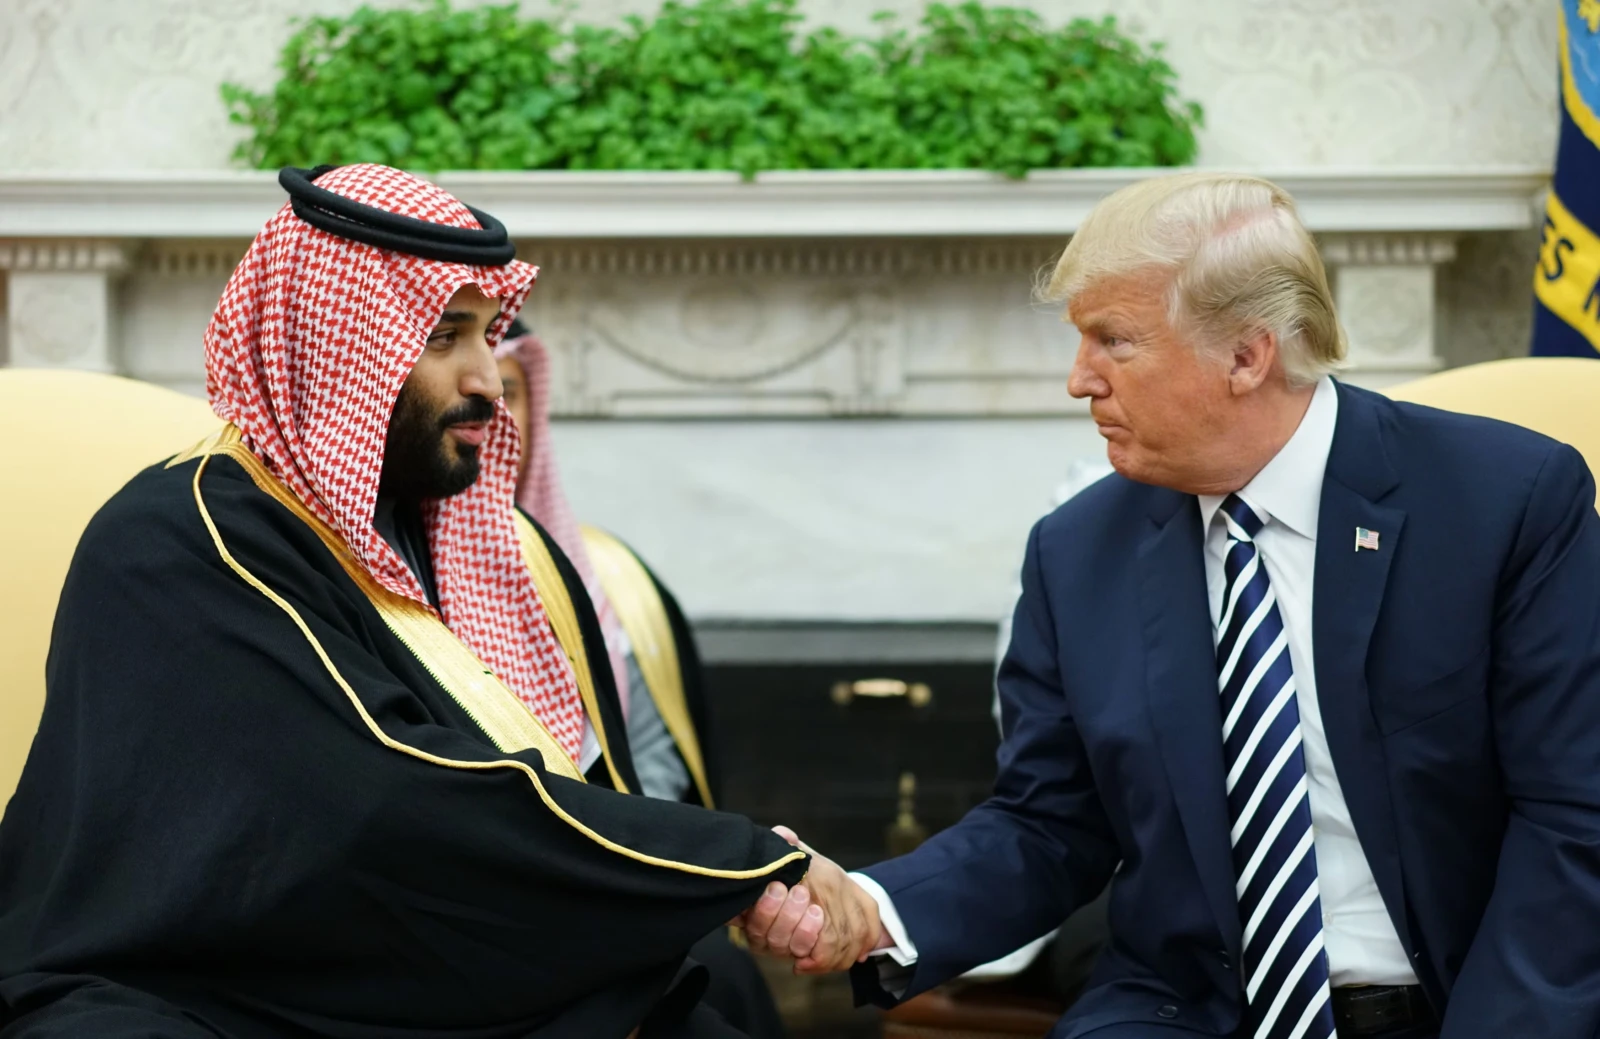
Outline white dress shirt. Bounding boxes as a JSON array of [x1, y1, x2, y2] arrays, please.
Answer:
[[1198, 376, 1413, 987], [855, 376, 1416, 988]]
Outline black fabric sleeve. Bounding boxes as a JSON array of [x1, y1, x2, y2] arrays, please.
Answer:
[[0, 457, 804, 1039]]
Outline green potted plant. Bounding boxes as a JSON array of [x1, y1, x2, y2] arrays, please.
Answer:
[[223, 0, 1202, 178]]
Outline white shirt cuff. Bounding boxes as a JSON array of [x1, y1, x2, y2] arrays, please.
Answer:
[[848, 872, 918, 967]]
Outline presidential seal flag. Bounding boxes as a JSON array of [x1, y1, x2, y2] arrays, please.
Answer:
[[1534, 0, 1600, 357]]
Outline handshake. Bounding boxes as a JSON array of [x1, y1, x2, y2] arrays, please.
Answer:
[[734, 826, 894, 973]]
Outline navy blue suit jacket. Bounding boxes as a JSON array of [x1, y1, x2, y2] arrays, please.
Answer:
[[858, 383, 1600, 1038]]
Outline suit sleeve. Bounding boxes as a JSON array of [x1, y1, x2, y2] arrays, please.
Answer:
[[1443, 444, 1600, 1037], [851, 519, 1120, 1006]]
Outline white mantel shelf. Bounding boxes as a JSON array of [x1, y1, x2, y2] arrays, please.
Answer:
[[0, 166, 1549, 239], [0, 164, 1551, 624]]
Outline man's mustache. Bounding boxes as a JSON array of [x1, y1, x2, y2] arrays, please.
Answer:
[[438, 396, 496, 429]]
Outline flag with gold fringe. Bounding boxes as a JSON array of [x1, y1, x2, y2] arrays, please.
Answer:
[[1533, 1, 1600, 357]]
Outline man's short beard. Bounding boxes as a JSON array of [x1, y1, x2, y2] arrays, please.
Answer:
[[378, 383, 495, 502]]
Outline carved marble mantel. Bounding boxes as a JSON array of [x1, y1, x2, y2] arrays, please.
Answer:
[[0, 239, 135, 371], [0, 167, 1549, 408], [0, 168, 1549, 623]]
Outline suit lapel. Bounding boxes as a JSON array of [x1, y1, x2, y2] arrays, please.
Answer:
[[1138, 489, 1241, 957], [1312, 383, 1413, 952]]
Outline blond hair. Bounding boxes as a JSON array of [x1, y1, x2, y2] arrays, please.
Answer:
[[1042, 172, 1345, 387]]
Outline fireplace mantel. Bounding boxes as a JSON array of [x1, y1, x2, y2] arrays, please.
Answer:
[[0, 167, 1551, 624], [0, 166, 1547, 239], [0, 166, 1549, 408]]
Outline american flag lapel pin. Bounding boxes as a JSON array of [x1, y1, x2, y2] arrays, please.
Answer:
[[1354, 527, 1380, 552]]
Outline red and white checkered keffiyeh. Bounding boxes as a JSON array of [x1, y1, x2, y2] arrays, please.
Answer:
[[495, 332, 632, 720], [204, 163, 586, 762]]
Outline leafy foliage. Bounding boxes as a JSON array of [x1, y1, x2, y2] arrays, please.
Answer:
[[224, 0, 1202, 176]]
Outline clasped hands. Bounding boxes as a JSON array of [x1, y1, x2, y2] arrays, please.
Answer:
[[735, 826, 891, 973]]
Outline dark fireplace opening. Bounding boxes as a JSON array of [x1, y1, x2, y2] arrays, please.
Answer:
[[705, 661, 1001, 871], [693, 622, 1006, 1036]]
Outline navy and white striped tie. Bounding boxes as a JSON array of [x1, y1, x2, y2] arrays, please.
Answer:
[[1216, 494, 1335, 1039]]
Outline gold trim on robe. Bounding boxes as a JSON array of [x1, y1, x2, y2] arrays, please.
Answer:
[[173, 427, 805, 878], [173, 426, 581, 781], [581, 525, 715, 809], [514, 512, 630, 793]]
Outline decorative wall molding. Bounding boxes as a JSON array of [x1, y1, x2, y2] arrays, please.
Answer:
[[520, 234, 1068, 418], [503, 224, 1489, 416], [528, 238, 1062, 418], [7, 271, 122, 370], [0, 238, 133, 273], [1325, 232, 1464, 386], [534, 240, 1058, 279], [0, 170, 1545, 414], [538, 243, 914, 279], [0, 238, 136, 372], [0, 208, 1550, 621], [587, 284, 860, 384], [1339, 267, 1440, 365], [139, 239, 250, 277], [530, 272, 913, 417], [1320, 233, 1459, 266], [0, 168, 1550, 240], [0, 174, 1541, 416]]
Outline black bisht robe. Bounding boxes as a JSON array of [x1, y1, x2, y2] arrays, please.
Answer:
[[0, 447, 806, 1038]]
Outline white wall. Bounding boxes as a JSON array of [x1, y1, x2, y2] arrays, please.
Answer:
[[552, 418, 1109, 622], [0, 0, 1558, 172]]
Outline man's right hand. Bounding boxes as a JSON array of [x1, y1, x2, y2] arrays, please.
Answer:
[[741, 826, 889, 974]]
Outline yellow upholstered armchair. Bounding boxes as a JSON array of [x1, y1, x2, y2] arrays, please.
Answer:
[[0, 370, 219, 815], [1385, 357, 1600, 510]]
